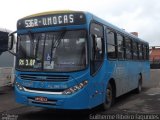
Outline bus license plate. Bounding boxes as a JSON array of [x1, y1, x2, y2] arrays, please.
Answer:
[[35, 96, 48, 103]]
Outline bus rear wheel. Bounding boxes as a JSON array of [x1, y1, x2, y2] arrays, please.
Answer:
[[101, 82, 115, 110]]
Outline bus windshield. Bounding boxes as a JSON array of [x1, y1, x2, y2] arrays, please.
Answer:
[[16, 30, 88, 72]]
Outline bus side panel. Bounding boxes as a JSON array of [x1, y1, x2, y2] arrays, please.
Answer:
[[109, 61, 149, 97], [87, 60, 119, 108], [142, 61, 150, 87], [100, 60, 129, 99], [128, 61, 150, 90], [127, 61, 140, 91], [113, 61, 129, 97], [87, 62, 109, 108]]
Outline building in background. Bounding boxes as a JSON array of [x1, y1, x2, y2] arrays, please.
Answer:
[[150, 46, 160, 69]]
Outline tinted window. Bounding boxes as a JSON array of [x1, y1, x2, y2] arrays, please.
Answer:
[[117, 34, 125, 59], [138, 44, 143, 60], [107, 30, 115, 45], [146, 45, 149, 60], [125, 37, 132, 59], [0, 31, 8, 53], [143, 45, 147, 60], [90, 23, 104, 37], [107, 29, 116, 59], [94, 37, 103, 60], [132, 41, 138, 60]]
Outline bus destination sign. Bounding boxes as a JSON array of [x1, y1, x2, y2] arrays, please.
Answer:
[[17, 13, 86, 29]]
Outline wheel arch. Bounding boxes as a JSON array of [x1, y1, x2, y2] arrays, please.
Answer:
[[139, 72, 143, 83], [108, 78, 116, 98]]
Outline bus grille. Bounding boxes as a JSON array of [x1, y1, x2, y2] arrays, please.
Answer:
[[19, 74, 70, 82]]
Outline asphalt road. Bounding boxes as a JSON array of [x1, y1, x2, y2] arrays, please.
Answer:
[[0, 69, 160, 120]]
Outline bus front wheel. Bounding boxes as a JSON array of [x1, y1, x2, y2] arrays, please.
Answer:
[[101, 82, 115, 110]]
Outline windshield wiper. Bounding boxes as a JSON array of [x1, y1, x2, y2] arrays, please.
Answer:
[[28, 31, 34, 46], [50, 30, 66, 63], [35, 36, 40, 61], [50, 35, 54, 63], [54, 30, 66, 48]]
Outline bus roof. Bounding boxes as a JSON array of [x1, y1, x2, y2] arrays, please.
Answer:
[[19, 10, 148, 45], [22, 10, 81, 19]]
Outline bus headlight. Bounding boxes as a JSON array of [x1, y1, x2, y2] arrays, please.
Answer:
[[15, 82, 24, 91], [62, 80, 88, 95]]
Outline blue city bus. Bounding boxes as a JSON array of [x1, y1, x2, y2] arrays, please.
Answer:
[[8, 10, 150, 110]]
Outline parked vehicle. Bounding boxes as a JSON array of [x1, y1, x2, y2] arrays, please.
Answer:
[[0, 28, 14, 87]]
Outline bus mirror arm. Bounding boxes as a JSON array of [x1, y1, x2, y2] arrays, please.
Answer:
[[8, 50, 17, 56]]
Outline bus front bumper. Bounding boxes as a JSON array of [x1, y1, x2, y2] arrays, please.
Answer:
[[15, 84, 90, 110]]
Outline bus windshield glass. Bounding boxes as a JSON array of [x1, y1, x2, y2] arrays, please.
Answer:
[[16, 30, 87, 72]]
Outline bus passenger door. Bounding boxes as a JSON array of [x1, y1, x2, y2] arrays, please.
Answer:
[[89, 22, 105, 107]]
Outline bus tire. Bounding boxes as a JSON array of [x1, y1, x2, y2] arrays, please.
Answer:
[[135, 75, 142, 93], [101, 82, 115, 110]]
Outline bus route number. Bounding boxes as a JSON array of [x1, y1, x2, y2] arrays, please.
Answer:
[[25, 19, 38, 28]]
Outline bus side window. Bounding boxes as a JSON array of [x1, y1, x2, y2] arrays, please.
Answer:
[[93, 36, 103, 60], [125, 37, 132, 60], [117, 33, 125, 59], [132, 41, 138, 60], [106, 29, 117, 59], [143, 45, 147, 60], [138, 44, 143, 60], [146, 45, 149, 60]]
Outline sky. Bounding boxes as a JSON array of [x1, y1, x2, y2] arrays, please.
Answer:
[[0, 0, 159, 46]]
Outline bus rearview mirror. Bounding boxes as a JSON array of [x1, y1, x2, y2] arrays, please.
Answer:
[[8, 35, 14, 50], [8, 31, 17, 56]]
